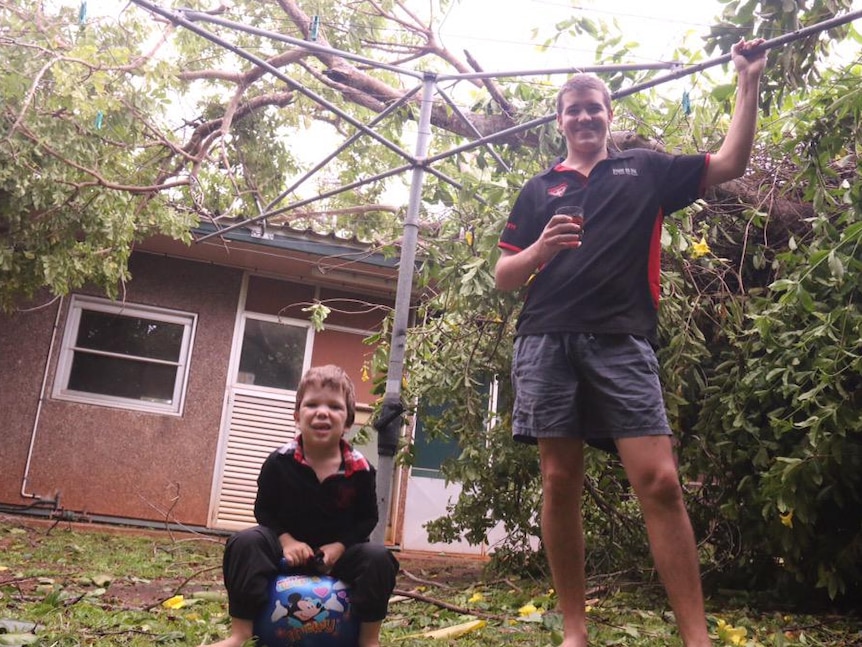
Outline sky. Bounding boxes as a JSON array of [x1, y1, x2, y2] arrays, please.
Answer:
[[79, 0, 736, 67], [79, 0, 861, 76], [433, 0, 725, 71]]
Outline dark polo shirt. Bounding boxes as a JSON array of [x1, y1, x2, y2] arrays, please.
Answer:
[[499, 148, 707, 343], [253, 437, 378, 549]]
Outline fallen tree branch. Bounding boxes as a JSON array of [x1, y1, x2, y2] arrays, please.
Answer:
[[398, 567, 454, 590], [391, 587, 508, 621]]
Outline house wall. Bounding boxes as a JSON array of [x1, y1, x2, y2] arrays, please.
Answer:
[[0, 251, 398, 531], [0, 294, 60, 504], [0, 253, 243, 526]]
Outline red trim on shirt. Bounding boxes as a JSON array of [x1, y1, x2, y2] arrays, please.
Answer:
[[553, 162, 586, 176], [648, 209, 665, 309], [498, 241, 522, 253], [290, 437, 371, 477]]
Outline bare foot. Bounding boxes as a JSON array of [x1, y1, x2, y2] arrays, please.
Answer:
[[559, 632, 588, 647], [199, 618, 254, 647], [198, 637, 248, 647]]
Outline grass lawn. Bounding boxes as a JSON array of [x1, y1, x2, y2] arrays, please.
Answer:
[[0, 516, 858, 646]]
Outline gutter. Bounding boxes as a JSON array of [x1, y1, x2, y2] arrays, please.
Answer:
[[0, 504, 233, 538]]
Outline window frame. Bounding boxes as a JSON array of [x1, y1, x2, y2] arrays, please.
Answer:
[[52, 295, 198, 416]]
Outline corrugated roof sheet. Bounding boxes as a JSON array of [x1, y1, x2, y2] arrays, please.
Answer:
[[193, 219, 399, 269]]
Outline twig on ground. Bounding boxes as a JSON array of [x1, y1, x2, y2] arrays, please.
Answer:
[[399, 568, 454, 590], [391, 587, 508, 621]]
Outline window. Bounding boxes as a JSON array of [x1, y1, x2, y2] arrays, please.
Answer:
[[235, 316, 310, 390], [411, 403, 462, 479], [53, 295, 197, 415], [411, 378, 501, 479]]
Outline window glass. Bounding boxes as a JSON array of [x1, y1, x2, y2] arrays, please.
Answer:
[[75, 310, 183, 361], [237, 318, 307, 390], [412, 403, 461, 479], [412, 379, 495, 479], [68, 354, 178, 403]]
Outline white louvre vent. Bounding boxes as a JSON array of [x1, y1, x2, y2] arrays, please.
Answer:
[[214, 389, 297, 529]]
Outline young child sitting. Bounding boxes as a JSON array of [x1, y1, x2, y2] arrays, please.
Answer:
[[202, 364, 399, 647]]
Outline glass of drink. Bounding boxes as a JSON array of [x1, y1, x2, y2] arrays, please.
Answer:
[[555, 205, 584, 245], [555, 205, 584, 226]]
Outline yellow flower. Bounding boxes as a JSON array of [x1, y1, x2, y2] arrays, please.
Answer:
[[716, 618, 748, 645], [468, 592, 484, 603], [691, 236, 711, 259], [780, 510, 794, 528], [162, 595, 186, 609], [361, 366, 370, 382], [516, 602, 545, 623]]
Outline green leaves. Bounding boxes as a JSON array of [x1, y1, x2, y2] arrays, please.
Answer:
[[302, 301, 332, 332], [385, 0, 862, 606], [683, 153, 862, 600], [0, 2, 200, 309]]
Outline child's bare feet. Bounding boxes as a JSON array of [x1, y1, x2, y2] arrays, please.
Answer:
[[199, 618, 253, 647], [198, 638, 247, 647]]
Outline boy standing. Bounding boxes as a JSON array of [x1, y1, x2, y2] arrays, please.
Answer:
[[202, 364, 399, 647], [495, 39, 766, 647]]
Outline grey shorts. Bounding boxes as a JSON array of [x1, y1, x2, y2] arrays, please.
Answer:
[[511, 332, 671, 449]]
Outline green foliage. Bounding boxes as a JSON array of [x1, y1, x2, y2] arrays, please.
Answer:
[[303, 301, 332, 331], [382, 0, 862, 607], [0, 522, 228, 645], [706, 0, 856, 112], [0, 0, 415, 310], [0, 2, 197, 309], [682, 63, 862, 602]]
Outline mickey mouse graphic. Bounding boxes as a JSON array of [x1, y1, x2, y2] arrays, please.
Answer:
[[285, 592, 327, 627], [268, 592, 323, 628]]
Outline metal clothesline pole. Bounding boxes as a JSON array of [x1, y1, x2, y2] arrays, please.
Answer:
[[171, 8, 685, 82], [262, 84, 425, 214], [131, 0, 718, 239], [436, 61, 683, 82], [370, 72, 437, 544], [176, 7, 427, 80], [614, 9, 862, 99]]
